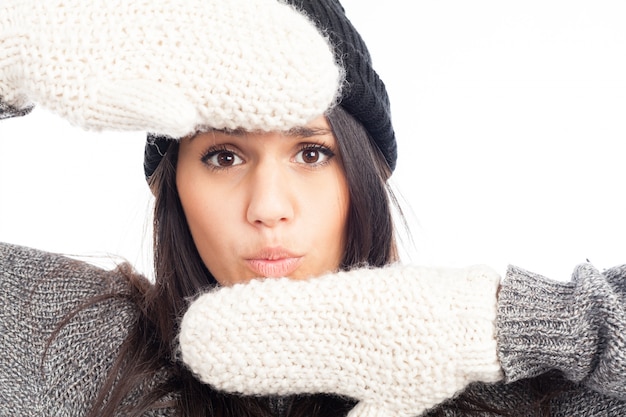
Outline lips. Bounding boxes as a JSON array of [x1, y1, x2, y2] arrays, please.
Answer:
[[245, 248, 303, 278]]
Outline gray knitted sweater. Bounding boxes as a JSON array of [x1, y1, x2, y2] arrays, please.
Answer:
[[1, 242, 626, 416]]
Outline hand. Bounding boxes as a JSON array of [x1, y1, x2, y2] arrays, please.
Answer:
[[0, 0, 340, 136], [180, 265, 503, 417]]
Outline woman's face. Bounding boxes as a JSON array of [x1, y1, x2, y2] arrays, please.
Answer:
[[176, 115, 349, 286]]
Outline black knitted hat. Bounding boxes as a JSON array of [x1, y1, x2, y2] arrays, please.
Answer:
[[144, 0, 396, 179]]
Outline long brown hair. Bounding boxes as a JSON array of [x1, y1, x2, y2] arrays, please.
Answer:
[[85, 106, 399, 416]]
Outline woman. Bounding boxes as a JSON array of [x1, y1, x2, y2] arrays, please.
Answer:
[[1, 1, 626, 416]]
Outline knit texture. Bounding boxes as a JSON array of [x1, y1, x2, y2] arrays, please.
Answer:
[[0, 0, 342, 137], [427, 264, 626, 416], [0, 243, 174, 416], [0, 99, 33, 120], [144, 0, 397, 179], [179, 264, 503, 417], [3, 242, 626, 416], [497, 264, 626, 397], [288, 0, 396, 170]]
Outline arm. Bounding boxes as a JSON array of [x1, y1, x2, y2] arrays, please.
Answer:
[[497, 263, 626, 399], [0, 242, 137, 416]]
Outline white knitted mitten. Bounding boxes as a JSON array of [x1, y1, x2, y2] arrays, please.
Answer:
[[0, 0, 341, 135], [180, 265, 503, 417]]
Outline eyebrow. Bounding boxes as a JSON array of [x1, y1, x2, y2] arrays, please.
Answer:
[[190, 126, 332, 141], [188, 128, 246, 141], [285, 126, 332, 138]]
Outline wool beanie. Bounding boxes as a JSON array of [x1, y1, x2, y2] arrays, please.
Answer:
[[144, 0, 396, 179]]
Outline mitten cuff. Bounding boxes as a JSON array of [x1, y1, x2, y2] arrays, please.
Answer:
[[423, 265, 503, 383], [1, 3, 26, 109]]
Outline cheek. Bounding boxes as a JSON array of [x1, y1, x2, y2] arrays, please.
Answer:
[[178, 180, 241, 283], [176, 164, 231, 268], [306, 170, 350, 252], [180, 187, 214, 236], [179, 177, 232, 236]]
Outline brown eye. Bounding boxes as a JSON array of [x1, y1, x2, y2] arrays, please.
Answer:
[[203, 149, 244, 168], [295, 145, 334, 166], [302, 149, 320, 164], [216, 151, 236, 166]]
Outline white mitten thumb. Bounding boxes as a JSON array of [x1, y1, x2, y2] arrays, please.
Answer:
[[80, 80, 197, 137]]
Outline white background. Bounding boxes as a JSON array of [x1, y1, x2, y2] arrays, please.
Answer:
[[1, 1, 625, 281]]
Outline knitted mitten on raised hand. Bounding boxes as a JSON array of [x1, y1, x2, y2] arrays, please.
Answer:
[[180, 264, 503, 417], [0, 0, 341, 135]]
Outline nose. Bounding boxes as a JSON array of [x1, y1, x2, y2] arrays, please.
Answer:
[[245, 160, 295, 228]]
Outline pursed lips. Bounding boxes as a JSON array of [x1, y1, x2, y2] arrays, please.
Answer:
[[245, 247, 303, 278]]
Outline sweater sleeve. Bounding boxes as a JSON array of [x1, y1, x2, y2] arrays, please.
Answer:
[[0, 99, 33, 120], [0, 242, 138, 416], [497, 263, 626, 400]]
